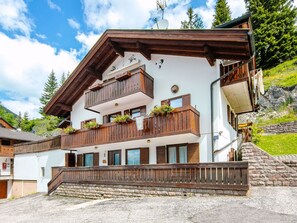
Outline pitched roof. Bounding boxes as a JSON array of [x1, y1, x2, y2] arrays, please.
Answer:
[[44, 29, 254, 117], [0, 127, 43, 142], [0, 117, 14, 129], [216, 13, 251, 28]]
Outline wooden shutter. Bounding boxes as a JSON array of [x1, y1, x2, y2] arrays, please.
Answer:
[[65, 153, 76, 167], [140, 106, 146, 116], [182, 94, 191, 106], [187, 143, 199, 163], [157, 146, 167, 164], [140, 148, 149, 164], [77, 154, 83, 167], [93, 152, 100, 166], [124, 109, 129, 115], [227, 105, 231, 124]]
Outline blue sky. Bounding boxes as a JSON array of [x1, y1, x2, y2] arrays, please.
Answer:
[[1, 0, 293, 119]]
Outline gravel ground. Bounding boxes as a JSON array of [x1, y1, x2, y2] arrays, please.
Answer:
[[0, 187, 297, 223]]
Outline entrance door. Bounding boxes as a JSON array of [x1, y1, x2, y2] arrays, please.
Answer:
[[0, 181, 7, 199], [108, 150, 121, 165]]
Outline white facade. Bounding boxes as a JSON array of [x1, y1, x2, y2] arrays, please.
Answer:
[[14, 150, 69, 192], [0, 157, 12, 176], [70, 52, 238, 163]]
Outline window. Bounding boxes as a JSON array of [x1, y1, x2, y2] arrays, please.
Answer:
[[169, 97, 183, 108], [108, 112, 121, 123], [81, 118, 96, 129], [124, 106, 146, 119], [1, 140, 11, 146], [161, 94, 190, 109], [126, 149, 140, 165], [84, 153, 94, 167], [168, 144, 188, 164]]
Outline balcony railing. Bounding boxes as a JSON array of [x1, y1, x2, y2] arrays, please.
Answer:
[[0, 145, 14, 157], [220, 62, 249, 87], [85, 67, 154, 109], [61, 105, 200, 149], [48, 162, 249, 195], [14, 136, 61, 154]]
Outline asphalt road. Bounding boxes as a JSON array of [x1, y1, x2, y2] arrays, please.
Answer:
[[0, 187, 297, 223]]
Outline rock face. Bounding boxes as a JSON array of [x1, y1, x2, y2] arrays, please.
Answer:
[[239, 85, 297, 124]]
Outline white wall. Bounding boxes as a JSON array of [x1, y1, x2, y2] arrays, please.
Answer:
[[0, 157, 12, 176], [70, 52, 238, 162], [14, 150, 69, 192]]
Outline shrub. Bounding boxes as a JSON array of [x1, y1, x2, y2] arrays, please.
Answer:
[[150, 104, 174, 116], [63, 126, 76, 134], [112, 114, 131, 124]]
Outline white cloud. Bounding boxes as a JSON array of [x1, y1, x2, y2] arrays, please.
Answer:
[[294, 0, 297, 7], [75, 32, 101, 54], [0, 32, 79, 118], [47, 0, 61, 12], [36, 33, 47, 39], [68, 18, 80, 30], [0, 0, 33, 36]]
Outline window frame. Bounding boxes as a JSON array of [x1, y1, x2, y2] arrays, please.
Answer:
[[166, 143, 188, 164], [161, 94, 191, 109], [126, 148, 141, 165]]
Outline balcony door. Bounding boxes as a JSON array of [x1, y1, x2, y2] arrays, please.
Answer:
[[108, 150, 121, 165]]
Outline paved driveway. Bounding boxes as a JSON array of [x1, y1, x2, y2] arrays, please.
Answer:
[[0, 187, 297, 223]]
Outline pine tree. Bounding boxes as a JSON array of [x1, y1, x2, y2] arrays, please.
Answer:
[[39, 70, 58, 114], [20, 112, 35, 132], [245, 0, 297, 69], [181, 8, 204, 29], [60, 72, 66, 86], [212, 0, 232, 27]]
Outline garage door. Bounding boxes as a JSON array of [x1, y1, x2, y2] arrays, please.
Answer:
[[0, 181, 7, 199]]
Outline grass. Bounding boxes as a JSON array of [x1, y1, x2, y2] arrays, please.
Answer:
[[257, 112, 297, 126], [255, 133, 297, 155], [263, 57, 297, 90]]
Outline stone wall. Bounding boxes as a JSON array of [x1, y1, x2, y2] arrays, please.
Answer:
[[261, 121, 297, 134], [53, 183, 247, 199], [241, 143, 297, 186]]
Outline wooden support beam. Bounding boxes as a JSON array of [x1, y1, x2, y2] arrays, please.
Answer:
[[86, 67, 102, 80], [108, 40, 124, 57], [136, 41, 151, 60], [56, 103, 72, 112], [204, 45, 215, 66]]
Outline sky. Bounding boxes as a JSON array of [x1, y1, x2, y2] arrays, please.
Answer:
[[0, 0, 296, 119]]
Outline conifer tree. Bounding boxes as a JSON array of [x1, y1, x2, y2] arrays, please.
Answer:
[[181, 7, 204, 29], [20, 112, 35, 132], [212, 0, 232, 27], [60, 72, 66, 86], [39, 70, 58, 114], [245, 0, 297, 69]]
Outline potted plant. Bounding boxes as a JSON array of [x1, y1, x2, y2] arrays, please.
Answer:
[[112, 114, 132, 124], [150, 104, 174, 116], [63, 126, 76, 134], [84, 121, 100, 129]]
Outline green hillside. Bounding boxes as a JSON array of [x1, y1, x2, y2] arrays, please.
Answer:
[[263, 57, 297, 90], [0, 104, 17, 126]]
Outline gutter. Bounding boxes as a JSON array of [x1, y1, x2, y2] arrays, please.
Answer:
[[210, 54, 255, 162]]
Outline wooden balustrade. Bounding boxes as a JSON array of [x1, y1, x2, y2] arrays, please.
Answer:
[[61, 106, 200, 149], [14, 136, 61, 154], [48, 162, 249, 194], [0, 145, 14, 157], [220, 62, 249, 87], [85, 67, 154, 109]]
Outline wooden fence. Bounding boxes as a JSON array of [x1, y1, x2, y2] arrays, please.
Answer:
[[48, 162, 249, 194]]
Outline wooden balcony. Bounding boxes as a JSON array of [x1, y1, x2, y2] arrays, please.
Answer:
[[0, 145, 14, 157], [48, 162, 249, 195], [85, 67, 154, 112], [61, 106, 200, 149], [220, 62, 255, 114], [14, 136, 61, 154]]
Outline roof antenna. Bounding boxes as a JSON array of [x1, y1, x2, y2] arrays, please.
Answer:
[[153, 0, 169, 29]]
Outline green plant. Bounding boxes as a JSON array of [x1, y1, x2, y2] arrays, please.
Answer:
[[112, 114, 131, 124], [63, 126, 76, 134], [251, 124, 263, 144], [84, 121, 99, 129], [150, 104, 174, 116]]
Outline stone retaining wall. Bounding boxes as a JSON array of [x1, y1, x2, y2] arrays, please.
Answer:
[[53, 183, 247, 199], [261, 121, 297, 134], [241, 143, 297, 186], [282, 161, 297, 171]]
